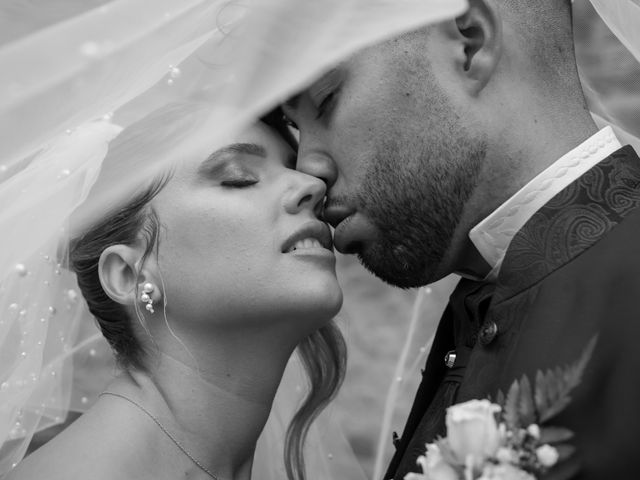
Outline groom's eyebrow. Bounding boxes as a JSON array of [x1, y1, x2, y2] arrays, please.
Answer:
[[283, 67, 341, 112], [198, 143, 267, 175]]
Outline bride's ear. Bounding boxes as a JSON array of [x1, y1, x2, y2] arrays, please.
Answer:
[[98, 244, 152, 306], [455, 0, 502, 95]]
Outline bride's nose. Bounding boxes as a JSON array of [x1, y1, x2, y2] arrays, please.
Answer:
[[284, 171, 326, 217]]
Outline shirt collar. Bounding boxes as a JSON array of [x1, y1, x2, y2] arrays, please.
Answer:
[[468, 127, 622, 281]]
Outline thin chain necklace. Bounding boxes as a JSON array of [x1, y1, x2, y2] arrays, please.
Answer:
[[99, 391, 221, 480]]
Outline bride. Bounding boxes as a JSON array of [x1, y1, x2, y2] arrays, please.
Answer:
[[5, 102, 346, 480], [0, 1, 480, 479]]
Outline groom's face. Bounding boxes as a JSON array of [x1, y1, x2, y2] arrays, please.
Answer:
[[284, 33, 486, 287]]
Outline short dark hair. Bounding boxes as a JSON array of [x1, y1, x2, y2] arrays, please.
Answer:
[[500, 1, 576, 77]]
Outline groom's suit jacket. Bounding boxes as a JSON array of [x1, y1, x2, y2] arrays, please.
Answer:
[[385, 145, 640, 480]]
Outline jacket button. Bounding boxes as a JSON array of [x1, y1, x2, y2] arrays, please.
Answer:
[[478, 320, 498, 346], [444, 350, 457, 368]]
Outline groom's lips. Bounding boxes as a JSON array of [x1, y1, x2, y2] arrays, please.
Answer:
[[323, 205, 377, 254], [323, 204, 352, 229]]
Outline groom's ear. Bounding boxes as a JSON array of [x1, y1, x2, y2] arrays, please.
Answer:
[[454, 0, 502, 95]]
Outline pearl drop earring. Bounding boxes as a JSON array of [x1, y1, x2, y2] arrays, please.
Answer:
[[140, 282, 156, 314]]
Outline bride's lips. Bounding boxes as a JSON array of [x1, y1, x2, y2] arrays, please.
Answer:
[[281, 221, 334, 253]]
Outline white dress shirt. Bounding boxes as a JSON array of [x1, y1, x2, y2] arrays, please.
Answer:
[[469, 127, 622, 281]]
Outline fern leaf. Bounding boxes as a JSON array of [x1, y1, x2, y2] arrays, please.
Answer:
[[539, 426, 574, 444], [573, 336, 598, 382], [538, 336, 598, 423], [517, 375, 536, 426], [555, 444, 577, 462], [534, 370, 547, 415], [503, 379, 521, 429], [550, 367, 564, 403], [540, 397, 572, 422]]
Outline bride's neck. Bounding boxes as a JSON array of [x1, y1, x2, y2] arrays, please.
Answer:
[[115, 327, 298, 480]]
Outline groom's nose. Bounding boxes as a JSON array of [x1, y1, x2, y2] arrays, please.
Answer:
[[295, 151, 338, 190]]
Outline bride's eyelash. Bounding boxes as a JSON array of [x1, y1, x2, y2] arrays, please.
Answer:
[[221, 179, 258, 188]]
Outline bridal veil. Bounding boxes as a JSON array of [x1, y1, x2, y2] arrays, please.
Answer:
[[1, 1, 639, 478]]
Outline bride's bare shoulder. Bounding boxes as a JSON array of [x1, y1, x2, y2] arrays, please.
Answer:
[[6, 402, 159, 480]]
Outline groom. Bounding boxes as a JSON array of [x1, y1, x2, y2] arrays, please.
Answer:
[[284, 0, 640, 478]]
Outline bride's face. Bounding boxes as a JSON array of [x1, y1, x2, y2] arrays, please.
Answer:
[[149, 122, 342, 332]]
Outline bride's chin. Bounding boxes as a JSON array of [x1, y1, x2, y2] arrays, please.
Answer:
[[289, 287, 343, 327], [310, 294, 343, 326], [313, 283, 344, 315]]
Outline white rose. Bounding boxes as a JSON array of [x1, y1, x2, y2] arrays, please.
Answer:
[[478, 463, 536, 480], [536, 444, 559, 468], [446, 400, 502, 468], [404, 444, 458, 480]]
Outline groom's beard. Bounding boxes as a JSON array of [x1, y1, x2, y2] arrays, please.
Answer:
[[354, 134, 486, 288]]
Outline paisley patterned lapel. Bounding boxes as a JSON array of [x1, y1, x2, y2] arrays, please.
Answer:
[[495, 146, 640, 303]]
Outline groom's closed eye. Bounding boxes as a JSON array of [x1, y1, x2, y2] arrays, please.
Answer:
[[283, 67, 344, 124], [308, 68, 342, 120], [282, 99, 301, 132]]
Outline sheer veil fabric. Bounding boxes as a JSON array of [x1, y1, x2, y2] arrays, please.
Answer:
[[1, 0, 639, 478], [0, 0, 469, 477], [373, 1, 640, 478]]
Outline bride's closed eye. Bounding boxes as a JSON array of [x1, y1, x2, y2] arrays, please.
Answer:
[[204, 163, 259, 188], [198, 142, 267, 187], [221, 178, 258, 188]]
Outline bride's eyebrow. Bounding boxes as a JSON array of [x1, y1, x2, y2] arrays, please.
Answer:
[[197, 143, 267, 176]]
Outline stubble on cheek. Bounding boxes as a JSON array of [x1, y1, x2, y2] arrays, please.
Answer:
[[353, 130, 487, 288]]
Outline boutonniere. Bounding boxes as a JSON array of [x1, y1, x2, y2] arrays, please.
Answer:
[[405, 337, 597, 480]]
